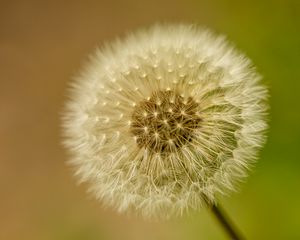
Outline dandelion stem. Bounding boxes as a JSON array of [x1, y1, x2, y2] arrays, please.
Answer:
[[207, 200, 244, 240]]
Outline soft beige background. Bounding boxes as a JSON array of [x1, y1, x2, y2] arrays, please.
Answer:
[[1, 0, 299, 239]]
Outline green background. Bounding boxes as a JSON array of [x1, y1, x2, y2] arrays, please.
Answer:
[[0, 0, 299, 239]]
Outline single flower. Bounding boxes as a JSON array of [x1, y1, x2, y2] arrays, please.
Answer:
[[62, 23, 268, 219]]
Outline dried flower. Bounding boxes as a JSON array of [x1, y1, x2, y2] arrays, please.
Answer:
[[62, 24, 268, 219]]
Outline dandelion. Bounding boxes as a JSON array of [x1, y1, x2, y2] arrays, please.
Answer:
[[62, 24, 268, 223]]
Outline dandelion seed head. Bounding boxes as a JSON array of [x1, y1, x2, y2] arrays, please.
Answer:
[[62, 23, 268, 219]]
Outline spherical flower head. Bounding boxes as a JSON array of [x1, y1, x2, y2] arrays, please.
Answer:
[[62, 24, 268, 219]]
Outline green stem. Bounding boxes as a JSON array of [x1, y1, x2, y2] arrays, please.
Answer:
[[205, 199, 245, 240]]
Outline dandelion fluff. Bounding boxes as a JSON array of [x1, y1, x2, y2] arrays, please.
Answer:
[[62, 24, 268, 219]]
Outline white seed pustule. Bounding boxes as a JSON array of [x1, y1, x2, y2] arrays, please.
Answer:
[[62, 23, 268, 219]]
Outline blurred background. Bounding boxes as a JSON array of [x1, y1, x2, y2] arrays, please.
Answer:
[[1, 0, 299, 239]]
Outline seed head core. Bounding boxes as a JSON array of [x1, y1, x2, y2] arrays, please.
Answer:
[[130, 90, 201, 153]]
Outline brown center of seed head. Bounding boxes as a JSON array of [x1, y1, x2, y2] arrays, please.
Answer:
[[130, 90, 201, 153]]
